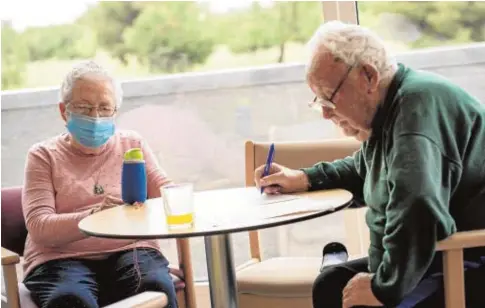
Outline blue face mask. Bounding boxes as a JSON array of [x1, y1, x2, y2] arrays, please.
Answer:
[[66, 112, 115, 148]]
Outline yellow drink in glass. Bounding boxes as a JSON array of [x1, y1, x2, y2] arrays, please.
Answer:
[[166, 212, 194, 226], [161, 183, 194, 229]]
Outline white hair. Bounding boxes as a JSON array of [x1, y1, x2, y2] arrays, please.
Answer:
[[306, 21, 398, 80], [59, 60, 123, 108]]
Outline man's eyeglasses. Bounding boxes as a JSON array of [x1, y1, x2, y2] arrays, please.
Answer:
[[67, 103, 117, 117], [308, 63, 355, 111]]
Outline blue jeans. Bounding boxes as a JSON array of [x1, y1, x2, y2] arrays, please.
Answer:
[[24, 248, 178, 308]]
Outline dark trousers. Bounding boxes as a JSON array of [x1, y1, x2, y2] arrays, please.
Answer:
[[313, 257, 485, 308], [24, 248, 177, 308]]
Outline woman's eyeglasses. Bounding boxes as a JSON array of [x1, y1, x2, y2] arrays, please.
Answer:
[[67, 103, 117, 117]]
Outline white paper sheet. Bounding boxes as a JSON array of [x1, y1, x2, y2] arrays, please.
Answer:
[[196, 187, 337, 228], [203, 195, 335, 227], [258, 193, 300, 204], [258, 198, 336, 219]]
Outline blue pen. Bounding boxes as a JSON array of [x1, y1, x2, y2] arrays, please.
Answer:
[[261, 143, 275, 194]]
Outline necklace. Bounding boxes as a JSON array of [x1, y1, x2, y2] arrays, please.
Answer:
[[94, 183, 105, 195], [66, 134, 110, 196], [92, 150, 111, 196]]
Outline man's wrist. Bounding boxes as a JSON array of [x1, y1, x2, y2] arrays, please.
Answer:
[[297, 169, 311, 191], [300, 167, 319, 190], [298, 170, 311, 191], [370, 272, 398, 307]]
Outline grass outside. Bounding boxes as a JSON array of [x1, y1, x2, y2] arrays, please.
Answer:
[[24, 41, 409, 90]]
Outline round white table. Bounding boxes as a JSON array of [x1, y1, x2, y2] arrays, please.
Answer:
[[79, 187, 353, 308]]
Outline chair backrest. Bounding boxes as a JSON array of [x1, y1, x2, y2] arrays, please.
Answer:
[[244, 139, 363, 259], [1, 186, 28, 256]]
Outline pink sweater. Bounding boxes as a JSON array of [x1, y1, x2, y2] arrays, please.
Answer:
[[22, 130, 171, 276]]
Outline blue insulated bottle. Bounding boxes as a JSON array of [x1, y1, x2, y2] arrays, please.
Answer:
[[121, 148, 147, 205]]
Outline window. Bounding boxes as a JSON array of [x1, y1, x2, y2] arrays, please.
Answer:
[[3, 1, 483, 282], [357, 1, 485, 52]]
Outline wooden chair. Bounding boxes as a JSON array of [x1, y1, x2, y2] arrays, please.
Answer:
[[1, 186, 197, 308], [238, 139, 485, 308]]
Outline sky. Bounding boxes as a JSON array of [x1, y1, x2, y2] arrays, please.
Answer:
[[0, 0, 265, 31], [0, 0, 97, 30]]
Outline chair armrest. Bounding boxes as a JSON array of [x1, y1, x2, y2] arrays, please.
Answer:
[[436, 229, 485, 251], [168, 265, 184, 280], [1, 262, 21, 308], [235, 258, 260, 272], [1, 247, 20, 265], [103, 291, 167, 308]]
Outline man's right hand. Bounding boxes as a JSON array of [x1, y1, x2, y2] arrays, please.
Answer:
[[254, 163, 311, 194]]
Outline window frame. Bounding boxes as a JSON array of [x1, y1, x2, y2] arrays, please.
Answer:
[[322, 1, 358, 24]]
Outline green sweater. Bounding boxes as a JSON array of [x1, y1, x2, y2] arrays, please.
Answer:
[[302, 63, 485, 306]]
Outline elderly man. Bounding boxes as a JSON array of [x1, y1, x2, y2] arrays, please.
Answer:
[[255, 21, 485, 308]]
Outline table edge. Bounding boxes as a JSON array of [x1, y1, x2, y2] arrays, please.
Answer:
[[79, 196, 353, 240]]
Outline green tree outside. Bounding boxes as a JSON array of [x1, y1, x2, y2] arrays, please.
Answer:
[[123, 2, 214, 73], [79, 1, 142, 64], [2, 1, 484, 90], [21, 24, 97, 61], [1, 22, 29, 90], [359, 1, 485, 48], [223, 2, 323, 63]]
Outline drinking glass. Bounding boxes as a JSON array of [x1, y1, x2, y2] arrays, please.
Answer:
[[161, 183, 194, 229]]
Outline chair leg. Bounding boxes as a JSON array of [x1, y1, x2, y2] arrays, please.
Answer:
[[442, 249, 465, 308], [177, 292, 187, 308], [2, 264, 20, 308], [177, 238, 197, 308], [343, 208, 364, 258]]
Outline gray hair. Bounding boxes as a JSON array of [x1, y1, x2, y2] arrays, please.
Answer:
[[306, 21, 398, 80], [59, 60, 123, 108]]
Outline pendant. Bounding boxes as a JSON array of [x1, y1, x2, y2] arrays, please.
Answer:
[[94, 183, 105, 195]]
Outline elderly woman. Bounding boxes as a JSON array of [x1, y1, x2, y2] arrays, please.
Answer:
[[22, 61, 178, 308], [255, 21, 485, 308]]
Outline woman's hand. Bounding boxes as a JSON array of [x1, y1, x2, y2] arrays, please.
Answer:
[[90, 195, 125, 214]]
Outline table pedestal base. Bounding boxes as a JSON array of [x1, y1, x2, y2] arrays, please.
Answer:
[[204, 234, 238, 308]]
